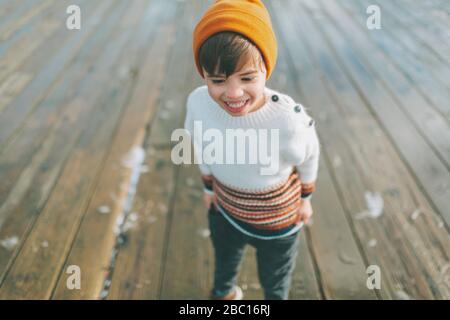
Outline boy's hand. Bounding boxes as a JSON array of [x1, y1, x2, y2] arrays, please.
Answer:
[[299, 199, 313, 225], [203, 192, 213, 209]]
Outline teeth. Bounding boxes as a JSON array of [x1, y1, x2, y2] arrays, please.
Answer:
[[226, 99, 248, 108]]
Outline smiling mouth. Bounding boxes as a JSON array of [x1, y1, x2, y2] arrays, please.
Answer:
[[225, 99, 248, 107], [223, 99, 250, 113]]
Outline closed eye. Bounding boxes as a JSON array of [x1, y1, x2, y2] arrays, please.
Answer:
[[210, 77, 255, 84]]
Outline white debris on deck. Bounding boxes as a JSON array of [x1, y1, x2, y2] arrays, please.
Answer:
[[367, 239, 377, 247], [0, 236, 19, 251], [394, 290, 411, 300], [410, 208, 421, 221], [122, 212, 139, 232], [101, 145, 147, 299], [332, 155, 342, 168], [98, 205, 111, 214], [197, 228, 211, 238], [355, 191, 384, 220]]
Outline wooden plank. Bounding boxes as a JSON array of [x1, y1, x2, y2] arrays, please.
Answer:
[[0, 0, 36, 35], [386, 0, 450, 67], [0, 0, 101, 217], [145, 8, 197, 147], [0, 0, 96, 125], [0, 1, 143, 299], [0, 0, 21, 22], [269, 0, 379, 300], [336, 0, 450, 228], [0, 0, 127, 276], [344, 0, 450, 160], [303, 1, 450, 168], [0, 0, 56, 41], [277, 0, 386, 299], [0, 0, 72, 86], [107, 3, 202, 300], [331, 0, 450, 162], [107, 148, 177, 299], [0, 0, 112, 149], [0, 72, 34, 115], [50, 0, 180, 300], [0, 0, 57, 57], [151, 0, 214, 299], [340, 0, 450, 119], [153, 163, 214, 300], [0, 0, 76, 114], [400, 0, 450, 27], [0, 0, 130, 279], [360, 0, 450, 95], [295, 0, 450, 299], [288, 232, 323, 299], [318, 0, 450, 299]]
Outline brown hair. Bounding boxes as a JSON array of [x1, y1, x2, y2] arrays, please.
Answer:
[[198, 31, 265, 78]]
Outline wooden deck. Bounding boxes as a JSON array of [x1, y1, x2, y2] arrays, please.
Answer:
[[0, 0, 449, 300]]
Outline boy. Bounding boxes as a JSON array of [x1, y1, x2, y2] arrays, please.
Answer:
[[184, 0, 320, 300]]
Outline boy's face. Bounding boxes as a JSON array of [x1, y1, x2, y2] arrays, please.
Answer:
[[203, 56, 267, 117]]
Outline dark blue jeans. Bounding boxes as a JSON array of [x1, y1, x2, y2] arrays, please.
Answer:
[[208, 204, 300, 300]]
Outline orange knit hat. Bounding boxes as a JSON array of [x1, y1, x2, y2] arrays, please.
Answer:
[[193, 0, 278, 80]]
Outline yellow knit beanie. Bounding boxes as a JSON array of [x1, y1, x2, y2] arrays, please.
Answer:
[[193, 0, 278, 80]]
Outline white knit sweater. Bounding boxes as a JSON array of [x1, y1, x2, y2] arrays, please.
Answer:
[[184, 85, 320, 193]]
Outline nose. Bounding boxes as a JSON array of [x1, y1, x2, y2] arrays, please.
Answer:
[[225, 83, 244, 100]]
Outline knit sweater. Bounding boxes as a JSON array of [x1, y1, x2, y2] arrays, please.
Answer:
[[184, 85, 320, 239]]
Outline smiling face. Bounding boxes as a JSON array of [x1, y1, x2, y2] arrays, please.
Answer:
[[199, 32, 268, 117], [204, 55, 267, 116]]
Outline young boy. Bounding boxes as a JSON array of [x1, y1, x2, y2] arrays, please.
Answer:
[[184, 0, 320, 300]]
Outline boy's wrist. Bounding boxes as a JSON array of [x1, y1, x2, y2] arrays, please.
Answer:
[[201, 174, 214, 195]]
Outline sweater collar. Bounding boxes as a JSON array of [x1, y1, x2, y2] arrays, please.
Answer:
[[208, 87, 285, 127]]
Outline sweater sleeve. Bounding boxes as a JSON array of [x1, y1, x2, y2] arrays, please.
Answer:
[[184, 92, 213, 193], [295, 126, 320, 199], [281, 95, 320, 199]]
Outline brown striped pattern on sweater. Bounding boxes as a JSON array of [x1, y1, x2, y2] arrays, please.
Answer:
[[211, 170, 312, 230]]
